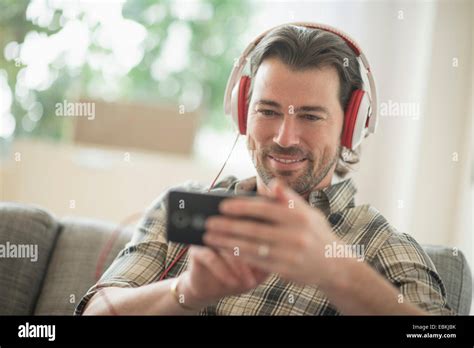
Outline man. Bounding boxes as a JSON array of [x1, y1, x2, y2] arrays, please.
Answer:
[[76, 24, 454, 315]]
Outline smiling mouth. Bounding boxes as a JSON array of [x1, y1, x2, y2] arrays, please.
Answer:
[[268, 155, 307, 164]]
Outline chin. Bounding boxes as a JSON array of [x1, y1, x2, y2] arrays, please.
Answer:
[[272, 170, 295, 178]]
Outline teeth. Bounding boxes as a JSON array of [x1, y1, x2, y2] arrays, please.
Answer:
[[271, 156, 305, 164]]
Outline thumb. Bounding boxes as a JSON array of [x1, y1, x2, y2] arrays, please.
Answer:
[[269, 178, 304, 207]]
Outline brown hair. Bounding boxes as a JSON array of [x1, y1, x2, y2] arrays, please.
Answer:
[[248, 25, 363, 177]]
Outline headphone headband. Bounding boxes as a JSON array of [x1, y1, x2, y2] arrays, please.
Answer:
[[223, 22, 378, 135]]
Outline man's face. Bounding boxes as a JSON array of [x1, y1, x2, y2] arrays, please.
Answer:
[[247, 58, 344, 195]]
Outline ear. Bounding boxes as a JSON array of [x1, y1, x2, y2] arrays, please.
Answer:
[[246, 134, 256, 151]]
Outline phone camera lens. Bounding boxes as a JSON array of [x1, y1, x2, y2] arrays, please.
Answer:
[[171, 211, 190, 228], [191, 214, 205, 230]]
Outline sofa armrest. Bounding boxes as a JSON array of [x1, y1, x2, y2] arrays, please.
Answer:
[[0, 202, 59, 315], [34, 217, 132, 315]]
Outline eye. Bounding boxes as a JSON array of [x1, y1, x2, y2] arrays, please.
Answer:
[[302, 114, 322, 121], [257, 109, 278, 117]]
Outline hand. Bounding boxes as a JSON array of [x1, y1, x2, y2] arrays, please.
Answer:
[[203, 179, 344, 287], [178, 245, 269, 310]]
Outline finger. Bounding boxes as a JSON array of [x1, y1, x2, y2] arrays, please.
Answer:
[[202, 240, 261, 288], [217, 249, 246, 280], [204, 232, 299, 271], [249, 266, 270, 283], [192, 247, 240, 287], [188, 245, 205, 258], [215, 245, 268, 288], [218, 198, 303, 226], [218, 251, 258, 288], [218, 246, 276, 275], [205, 217, 296, 246], [269, 178, 308, 207]]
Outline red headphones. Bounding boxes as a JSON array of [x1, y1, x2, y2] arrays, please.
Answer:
[[223, 22, 378, 151]]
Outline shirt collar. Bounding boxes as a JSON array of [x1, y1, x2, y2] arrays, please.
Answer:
[[233, 176, 357, 215]]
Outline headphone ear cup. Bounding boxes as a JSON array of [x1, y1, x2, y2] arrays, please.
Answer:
[[342, 89, 365, 150], [237, 76, 251, 135], [230, 75, 251, 135]]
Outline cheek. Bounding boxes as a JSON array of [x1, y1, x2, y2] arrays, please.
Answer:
[[320, 114, 344, 146], [247, 116, 273, 146], [305, 130, 327, 153], [303, 123, 340, 156], [334, 111, 345, 138]]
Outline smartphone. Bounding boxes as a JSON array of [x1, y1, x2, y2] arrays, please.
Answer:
[[166, 189, 257, 245]]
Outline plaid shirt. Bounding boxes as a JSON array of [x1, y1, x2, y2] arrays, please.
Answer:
[[75, 176, 455, 315]]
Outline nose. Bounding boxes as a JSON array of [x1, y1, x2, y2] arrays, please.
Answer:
[[273, 115, 300, 148]]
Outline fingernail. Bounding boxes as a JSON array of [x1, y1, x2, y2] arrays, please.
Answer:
[[219, 201, 231, 212], [205, 217, 216, 229]]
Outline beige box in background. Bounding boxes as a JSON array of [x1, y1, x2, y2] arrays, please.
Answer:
[[73, 99, 201, 155]]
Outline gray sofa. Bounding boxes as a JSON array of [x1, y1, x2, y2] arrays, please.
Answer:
[[0, 202, 472, 315]]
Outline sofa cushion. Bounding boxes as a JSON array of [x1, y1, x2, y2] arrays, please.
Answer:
[[0, 202, 59, 315], [423, 245, 472, 315], [34, 217, 132, 315]]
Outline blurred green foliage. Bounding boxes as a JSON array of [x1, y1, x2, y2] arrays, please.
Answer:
[[0, 0, 252, 140]]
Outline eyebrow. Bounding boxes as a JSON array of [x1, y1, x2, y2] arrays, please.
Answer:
[[255, 99, 330, 117]]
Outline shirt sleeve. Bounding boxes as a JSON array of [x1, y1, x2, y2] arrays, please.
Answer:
[[372, 232, 456, 315], [74, 180, 207, 315]]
